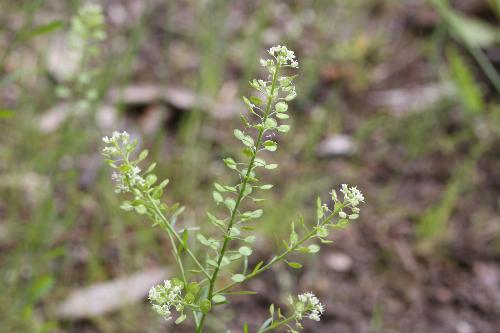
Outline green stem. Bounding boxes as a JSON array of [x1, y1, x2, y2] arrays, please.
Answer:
[[468, 45, 500, 95], [216, 208, 341, 294], [166, 230, 187, 285], [195, 63, 282, 333], [147, 194, 211, 279], [258, 314, 296, 333]]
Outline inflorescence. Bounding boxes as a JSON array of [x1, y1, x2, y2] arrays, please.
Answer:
[[148, 280, 185, 321], [101, 45, 366, 333], [102, 131, 146, 194]]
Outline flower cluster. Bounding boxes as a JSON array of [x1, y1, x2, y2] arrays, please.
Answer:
[[148, 280, 185, 321], [268, 45, 299, 68], [69, 3, 106, 56], [331, 184, 365, 221], [340, 184, 365, 207], [290, 292, 325, 324], [102, 131, 146, 193], [56, 3, 106, 110]]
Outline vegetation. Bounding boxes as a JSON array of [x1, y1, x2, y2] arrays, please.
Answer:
[[0, 1, 498, 332]]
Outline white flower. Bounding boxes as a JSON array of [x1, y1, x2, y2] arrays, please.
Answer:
[[294, 292, 325, 323], [148, 280, 184, 321], [267, 45, 299, 67], [340, 184, 365, 207]]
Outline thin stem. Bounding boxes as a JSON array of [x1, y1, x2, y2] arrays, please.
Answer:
[[166, 230, 187, 285], [217, 207, 342, 294], [258, 315, 296, 333], [147, 194, 211, 279], [468, 45, 500, 94], [196, 63, 282, 333]]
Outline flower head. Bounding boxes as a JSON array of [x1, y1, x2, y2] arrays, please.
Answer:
[[290, 292, 325, 323], [268, 45, 299, 67], [148, 280, 184, 321], [102, 131, 145, 193], [340, 184, 365, 207]]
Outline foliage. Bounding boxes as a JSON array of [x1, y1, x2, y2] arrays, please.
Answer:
[[102, 45, 364, 332]]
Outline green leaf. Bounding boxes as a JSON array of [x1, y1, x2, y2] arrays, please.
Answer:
[[249, 96, 263, 105], [253, 261, 264, 273], [254, 158, 266, 167], [289, 222, 298, 246], [277, 125, 290, 133], [242, 96, 254, 110], [240, 114, 250, 128], [199, 299, 212, 313], [263, 140, 277, 152], [316, 197, 324, 220], [241, 135, 255, 147], [207, 212, 225, 227], [0, 109, 15, 118], [264, 118, 277, 128], [158, 178, 169, 189], [196, 233, 209, 246], [134, 205, 147, 214], [229, 253, 242, 261], [120, 201, 133, 211], [138, 149, 149, 161], [212, 294, 226, 303], [285, 91, 297, 101], [27, 275, 54, 303], [241, 209, 262, 220], [145, 162, 157, 174], [447, 46, 484, 114], [213, 191, 223, 203], [286, 261, 302, 269], [146, 174, 157, 186], [187, 282, 201, 295], [307, 244, 320, 253], [316, 226, 328, 238], [231, 274, 246, 283], [265, 163, 278, 170], [25, 20, 63, 38], [432, 0, 499, 48], [259, 184, 273, 190], [175, 314, 187, 324], [244, 235, 256, 243], [223, 158, 238, 170], [224, 198, 236, 211], [229, 226, 241, 237], [276, 113, 289, 119], [234, 129, 245, 140], [275, 102, 288, 112], [239, 246, 253, 256], [214, 182, 226, 192]]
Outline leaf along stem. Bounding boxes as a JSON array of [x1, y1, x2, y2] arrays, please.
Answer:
[[216, 206, 342, 294], [195, 62, 282, 333], [257, 314, 296, 333]]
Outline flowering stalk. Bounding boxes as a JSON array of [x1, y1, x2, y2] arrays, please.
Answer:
[[102, 45, 365, 332], [102, 132, 210, 280], [257, 293, 325, 333], [195, 46, 293, 333]]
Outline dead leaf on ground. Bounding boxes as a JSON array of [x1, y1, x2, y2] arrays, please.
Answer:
[[108, 84, 244, 119], [57, 267, 169, 319], [368, 82, 455, 116], [316, 134, 357, 157]]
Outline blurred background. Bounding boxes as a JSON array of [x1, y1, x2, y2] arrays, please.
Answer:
[[1, 0, 499, 332]]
